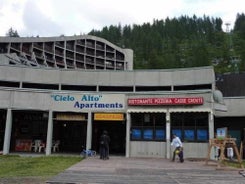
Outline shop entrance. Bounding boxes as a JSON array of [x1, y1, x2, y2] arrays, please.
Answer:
[[10, 110, 48, 152], [92, 121, 126, 155], [53, 121, 87, 153]]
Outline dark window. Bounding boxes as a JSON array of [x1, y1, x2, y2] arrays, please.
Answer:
[[174, 84, 212, 91], [99, 86, 133, 92], [131, 113, 166, 141], [22, 82, 59, 90], [171, 112, 209, 142], [0, 80, 19, 88], [131, 129, 141, 140], [61, 85, 96, 91], [136, 86, 171, 92]]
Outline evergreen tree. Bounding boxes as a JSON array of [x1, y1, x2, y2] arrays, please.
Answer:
[[88, 14, 245, 73], [6, 27, 19, 37], [234, 13, 245, 39]]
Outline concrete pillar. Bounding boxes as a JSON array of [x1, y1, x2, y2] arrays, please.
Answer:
[[209, 111, 214, 139], [166, 111, 171, 159], [86, 112, 92, 150], [126, 112, 131, 158], [46, 110, 53, 155], [209, 111, 215, 160], [3, 109, 12, 155]]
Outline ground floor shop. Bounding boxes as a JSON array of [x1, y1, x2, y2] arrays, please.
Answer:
[[2, 108, 244, 159], [1, 109, 213, 158], [1, 110, 126, 155], [1, 90, 244, 159]]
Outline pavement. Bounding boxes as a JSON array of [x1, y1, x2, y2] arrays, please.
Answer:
[[46, 156, 245, 184]]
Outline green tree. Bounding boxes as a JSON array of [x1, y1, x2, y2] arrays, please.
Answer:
[[234, 13, 245, 39], [6, 27, 19, 37], [89, 14, 245, 73]]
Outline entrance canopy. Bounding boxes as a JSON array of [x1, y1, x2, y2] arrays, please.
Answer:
[[127, 107, 211, 113], [127, 107, 167, 113], [169, 108, 211, 113]]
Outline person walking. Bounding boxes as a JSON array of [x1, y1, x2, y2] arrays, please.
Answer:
[[171, 134, 184, 162], [99, 130, 110, 160]]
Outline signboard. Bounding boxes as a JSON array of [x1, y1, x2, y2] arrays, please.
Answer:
[[216, 127, 227, 140], [15, 139, 32, 151], [94, 113, 124, 121], [128, 97, 204, 106], [56, 113, 86, 121], [51, 93, 125, 111]]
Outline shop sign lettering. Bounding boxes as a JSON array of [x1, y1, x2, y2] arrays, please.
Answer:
[[51, 95, 75, 101], [51, 94, 124, 110], [128, 97, 204, 106]]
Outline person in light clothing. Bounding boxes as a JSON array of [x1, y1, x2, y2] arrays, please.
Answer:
[[171, 134, 184, 162]]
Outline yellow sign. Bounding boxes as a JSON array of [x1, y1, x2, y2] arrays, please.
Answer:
[[94, 113, 124, 121], [56, 113, 86, 121]]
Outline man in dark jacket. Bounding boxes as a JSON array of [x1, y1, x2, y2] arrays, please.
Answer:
[[100, 130, 110, 160]]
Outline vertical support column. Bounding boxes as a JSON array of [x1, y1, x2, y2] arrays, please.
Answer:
[[3, 109, 12, 155], [86, 112, 92, 150], [209, 111, 214, 139], [46, 110, 53, 155], [126, 112, 131, 158], [166, 110, 171, 159], [209, 111, 215, 159]]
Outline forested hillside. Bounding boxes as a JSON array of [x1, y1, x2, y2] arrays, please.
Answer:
[[89, 14, 245, 73]]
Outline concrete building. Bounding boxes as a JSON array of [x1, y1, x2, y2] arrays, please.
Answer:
[[0, 35, 133, 70], [0, 35, 243, 159], [0, 63, 216, 158], [215, 73, 245, 151]]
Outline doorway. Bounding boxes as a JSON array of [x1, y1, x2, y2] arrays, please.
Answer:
[[92, 121, 126, 155], [53, 121, 87, 153]]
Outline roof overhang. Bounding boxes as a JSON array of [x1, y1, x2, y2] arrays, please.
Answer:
[[127, 107, 167, 113], [127, 107, 211, 113]]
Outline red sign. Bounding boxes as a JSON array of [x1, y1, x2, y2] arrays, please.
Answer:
[[128, 97, 204, 106]]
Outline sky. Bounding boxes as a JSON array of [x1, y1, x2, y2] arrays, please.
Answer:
[[0, 0, 244, 37]]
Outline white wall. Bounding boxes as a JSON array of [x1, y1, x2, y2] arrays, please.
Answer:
[[130, 142, 209, 159], [130, 142, 166, 158]]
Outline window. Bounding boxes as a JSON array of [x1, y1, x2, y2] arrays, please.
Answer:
[[131, 129, 141, 140], [143, 129, 153, 140], [184, 129, 195, 141], [130, 113, 166, 141], [171, 112, 209, 142], [155, 129, 165, 140], [197, 129, 208, 141], [172, 129, 182, 138]]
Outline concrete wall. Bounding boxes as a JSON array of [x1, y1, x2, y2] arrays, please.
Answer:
[[216, 97, 245, 117], [130, 142, 209, 159], [178, 143, 209, 158], [130, 142, 166, 158], [0, 90, 51, 110], [0, 65, 215, 88]]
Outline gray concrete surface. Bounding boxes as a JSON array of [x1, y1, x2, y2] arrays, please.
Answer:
[[46, 156, 245, 184]]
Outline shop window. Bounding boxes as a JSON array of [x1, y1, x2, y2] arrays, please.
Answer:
[[131, 128, 142, 139], [20, 124, 29, 134], [130, 113, 166, 141], [155, 129, 165, 140], [172, 129, 182, 138], [143, 129, 153, 140], [184, 129, 195, 141], [197, 129, 208, 141], [171, 112, 209, 142]]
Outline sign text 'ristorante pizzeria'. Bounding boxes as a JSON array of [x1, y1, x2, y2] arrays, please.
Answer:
[[128, 97, 204, 106]]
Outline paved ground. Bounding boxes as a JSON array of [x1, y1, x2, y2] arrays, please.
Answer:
[[46, 156, 245, 184]]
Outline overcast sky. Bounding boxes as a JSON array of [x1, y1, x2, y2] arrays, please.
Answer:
[[0, 0, 244, 37]]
